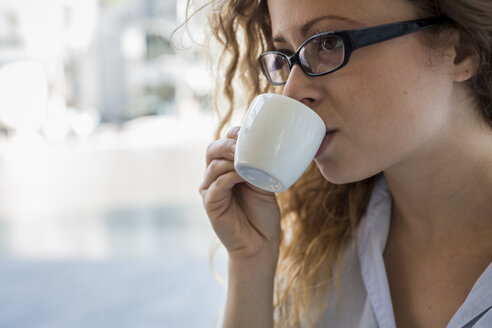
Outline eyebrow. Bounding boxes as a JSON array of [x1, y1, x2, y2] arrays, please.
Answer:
[[272, 15, 361, 44]]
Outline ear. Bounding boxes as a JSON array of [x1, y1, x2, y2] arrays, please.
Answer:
[[445, 29, 479, 82]]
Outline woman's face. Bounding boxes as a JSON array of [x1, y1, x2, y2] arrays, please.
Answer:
[[267, 0, 457, 184]]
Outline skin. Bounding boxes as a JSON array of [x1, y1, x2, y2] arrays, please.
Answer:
[[200, 0, 492, 326]]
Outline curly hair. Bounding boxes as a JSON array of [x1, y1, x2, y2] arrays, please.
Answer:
[[191, 0, 492, 326]]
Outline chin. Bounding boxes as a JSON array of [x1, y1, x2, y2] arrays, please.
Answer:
[[315, 161, 378, 185], [316, 164, 354, 185]]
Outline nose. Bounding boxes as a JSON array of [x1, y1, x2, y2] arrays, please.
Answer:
[[282, 65, 323, 108]]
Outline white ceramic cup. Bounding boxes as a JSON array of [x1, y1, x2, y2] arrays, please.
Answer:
[[234, 93, 326, 193]]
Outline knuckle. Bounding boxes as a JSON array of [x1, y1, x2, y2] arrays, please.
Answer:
[[228, 126, 240, 136], [203, 190, 217, 211], [209, 159, 218, 170], [198, 184, 205, 196], [215, 175, 225, 187], [218, 138, 229, 149], [226, 138, 236, 149], [215, 172, 231, 188], [206, 141, 215, 154]]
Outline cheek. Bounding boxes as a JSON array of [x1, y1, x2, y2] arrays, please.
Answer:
[[318, 45, 451, 182], [341, 40, 448, 139], [335, 68, 426, 144]]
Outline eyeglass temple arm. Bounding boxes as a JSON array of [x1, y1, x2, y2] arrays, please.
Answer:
[[347, 17, 447, 50]]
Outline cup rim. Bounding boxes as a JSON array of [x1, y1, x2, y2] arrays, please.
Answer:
[[256, 93, 324, 125]]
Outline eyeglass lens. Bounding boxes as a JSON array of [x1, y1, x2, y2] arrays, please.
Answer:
[[300, 35, 345, 74], [261, 34, 345, 84], [261, 54, 290, 84]]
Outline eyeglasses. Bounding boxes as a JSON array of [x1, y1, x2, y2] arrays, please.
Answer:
[[259, 17, 448, 86]]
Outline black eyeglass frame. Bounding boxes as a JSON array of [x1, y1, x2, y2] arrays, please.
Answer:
[[259, 16, 449, 86]]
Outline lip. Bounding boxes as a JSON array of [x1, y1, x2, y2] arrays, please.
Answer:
[[315, 130, 337, 158]]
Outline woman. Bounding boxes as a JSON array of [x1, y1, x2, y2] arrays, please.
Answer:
[[198, 0, 492, 327]]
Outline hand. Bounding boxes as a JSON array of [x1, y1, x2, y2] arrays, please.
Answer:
[[199, 126, 281, 261]]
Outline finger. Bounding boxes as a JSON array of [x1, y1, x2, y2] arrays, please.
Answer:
[[205, 138, 236, 167], [203, 170, 245, 213], [225, 126, 240, 139], [200, 159, 235, 192]]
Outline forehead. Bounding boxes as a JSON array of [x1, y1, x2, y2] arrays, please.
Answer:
[[267, 0, 419, 41]]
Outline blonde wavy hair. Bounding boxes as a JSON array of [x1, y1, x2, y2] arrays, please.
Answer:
[[182, 0, 492, 326], [194, 1, 375, 326]]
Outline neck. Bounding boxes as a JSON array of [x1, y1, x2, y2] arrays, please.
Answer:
[[384, 113, 492, 246]]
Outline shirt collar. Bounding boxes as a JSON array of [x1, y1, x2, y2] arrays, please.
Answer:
[[446, 262, 492, 328], [356, 174, 396, 328]]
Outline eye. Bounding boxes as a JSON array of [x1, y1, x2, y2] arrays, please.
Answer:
[[319, 36, 342, 51], [272, 55, 288, 70]]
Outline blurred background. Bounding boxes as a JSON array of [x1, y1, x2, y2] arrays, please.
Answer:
[[0, 0, 228, 327]]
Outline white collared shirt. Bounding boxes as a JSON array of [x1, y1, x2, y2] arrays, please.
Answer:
[[310, 175, 492, 327]]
